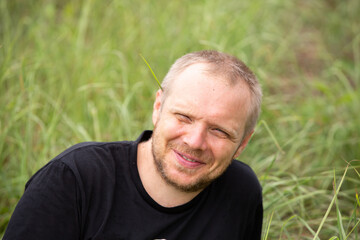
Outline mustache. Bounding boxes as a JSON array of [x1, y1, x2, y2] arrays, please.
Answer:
[[167, 142, 212, 162]]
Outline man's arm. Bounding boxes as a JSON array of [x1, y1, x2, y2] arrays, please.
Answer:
[[251, 198, 263, 240], [3, 161, 81, 240]]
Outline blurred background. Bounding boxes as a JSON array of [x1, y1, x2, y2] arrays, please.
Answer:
[[1, 0, 359, 238]]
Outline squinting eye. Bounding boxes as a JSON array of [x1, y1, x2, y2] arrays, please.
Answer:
[[212, 128, 229, 138], [176, 114, 191, 123]]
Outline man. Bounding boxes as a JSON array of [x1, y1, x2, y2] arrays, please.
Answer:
[[4, 50, 263, 239]]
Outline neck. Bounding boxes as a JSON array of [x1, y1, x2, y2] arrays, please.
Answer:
[[137, 138, 201, 207]]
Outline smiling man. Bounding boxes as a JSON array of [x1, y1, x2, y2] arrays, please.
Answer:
[[4, 50, 263, 240]]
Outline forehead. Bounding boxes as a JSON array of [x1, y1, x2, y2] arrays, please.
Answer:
[[168, 62, 248, 96], [168, 63, 231, 91]]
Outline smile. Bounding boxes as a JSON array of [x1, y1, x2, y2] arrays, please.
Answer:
[[173, 150, 204, 168], [181, 154, 197, 162]]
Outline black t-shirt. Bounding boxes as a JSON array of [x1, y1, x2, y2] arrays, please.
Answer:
[[4, 131, 263, 240]]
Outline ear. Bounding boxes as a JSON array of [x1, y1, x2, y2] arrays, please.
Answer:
[[152, 89, 163, 125], [234, 130, 254, 159]]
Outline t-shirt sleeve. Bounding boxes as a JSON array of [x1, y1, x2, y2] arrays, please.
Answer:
[[250, 195, 263, 240], [229, 160, 263, 239], [3, 160, 81, 240]]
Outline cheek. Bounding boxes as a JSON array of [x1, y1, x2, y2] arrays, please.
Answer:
[[211, 142, 237, 164], [159, 116, 185, 136]]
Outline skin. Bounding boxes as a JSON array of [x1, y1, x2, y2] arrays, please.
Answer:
[[137, 63, 253, 207]]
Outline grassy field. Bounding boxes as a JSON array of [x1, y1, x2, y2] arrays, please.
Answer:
[[1, 0, 359, 238]]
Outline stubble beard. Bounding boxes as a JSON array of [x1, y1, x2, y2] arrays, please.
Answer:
[[151, 125, 230, 193]]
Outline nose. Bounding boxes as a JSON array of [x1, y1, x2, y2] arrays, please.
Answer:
[[182, 124, 208, 151]]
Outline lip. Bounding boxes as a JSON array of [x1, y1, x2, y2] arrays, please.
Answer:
[[173, 149, 204, 169]]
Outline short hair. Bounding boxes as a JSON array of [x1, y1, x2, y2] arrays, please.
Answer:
[[161, 50, 262, 139]]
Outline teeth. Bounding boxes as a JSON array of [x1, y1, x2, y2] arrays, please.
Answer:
[[182, 154, 196, 162]]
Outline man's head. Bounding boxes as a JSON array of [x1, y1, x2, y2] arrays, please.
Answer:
[[160, 50, 262, 139], [151, 50, 262, 193]]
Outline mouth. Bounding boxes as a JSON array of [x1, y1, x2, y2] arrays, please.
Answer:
[[173, 149, 204, 168]]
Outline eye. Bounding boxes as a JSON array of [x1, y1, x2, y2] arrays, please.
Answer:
[[211, 128, 230, 138], [175, 113, 192, 123]]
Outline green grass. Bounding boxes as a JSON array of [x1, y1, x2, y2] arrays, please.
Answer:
[[1, 0, 359, 238]]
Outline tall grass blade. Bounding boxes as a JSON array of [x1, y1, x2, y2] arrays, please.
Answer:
[[263, 210, 274, 240], [139, 54, 163, 90], [313, 165, 349, 239], [344, 218, 360, 240], [333, 170, 346, 240], [259, 120, 285, 154], [278, 215, 297, 240], [76, 0, 93, 55], [298, 216, 318, 239]]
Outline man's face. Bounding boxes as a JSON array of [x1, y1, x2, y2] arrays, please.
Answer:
[[151, 63, 252, 193]]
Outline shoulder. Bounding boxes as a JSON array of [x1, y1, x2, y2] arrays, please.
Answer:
[[214, 160, 262, 201], [227, 160, 260, 184], [54, 141, 133, 165], [47, 141, 136, 183], [55, 141, 134, 161]]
